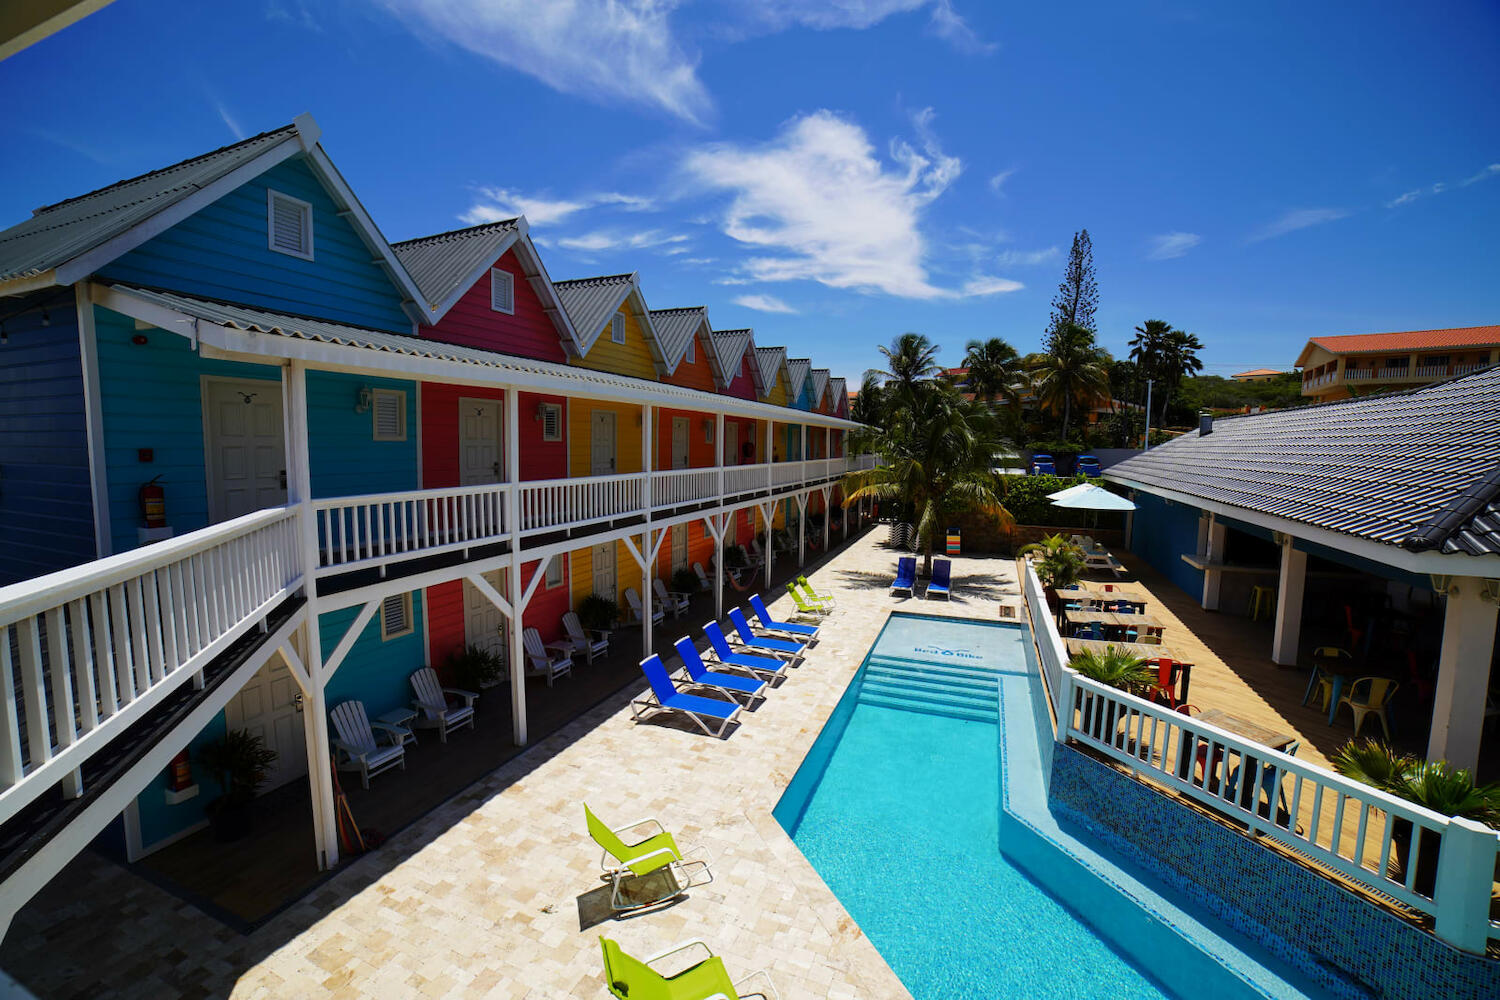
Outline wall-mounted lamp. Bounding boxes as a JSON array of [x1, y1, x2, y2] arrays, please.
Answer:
[[355, 386, 373, 414], [534, 402, 546, 422], [131, 333, 149, 346], [703, 419, 714, 442], [40, 309, 50, 328]]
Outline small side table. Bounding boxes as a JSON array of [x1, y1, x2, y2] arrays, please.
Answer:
[[377, 707, 419, 746]]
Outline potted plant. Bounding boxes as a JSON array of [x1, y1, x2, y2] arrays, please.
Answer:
[[198, 728, 278, 843], [446, 643, 505, 690], [1018, 533, 1087, 611], [1068, 647, 1153, 743], [724, 546, 747, 570], [671, 567, 699, 596], [579, 593, 620, 632], [1331, 739, 1500, 897]]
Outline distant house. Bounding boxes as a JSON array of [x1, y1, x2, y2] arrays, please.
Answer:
[[1295, 325, 1499, 401], [1231, 368, 1285, 383]]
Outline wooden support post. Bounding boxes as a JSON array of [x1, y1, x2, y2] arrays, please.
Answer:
[[1428, 578, 1499, 770], [505, 387, 526, 746]]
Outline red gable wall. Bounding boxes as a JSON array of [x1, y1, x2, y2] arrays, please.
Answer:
[[423, 249, 566, 362]]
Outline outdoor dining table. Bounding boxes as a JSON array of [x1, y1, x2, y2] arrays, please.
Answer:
[[1063, 609, 1164, 637], [1065, 637, 1193, 704], [1057, 583, 1147, 614], [1176, 708, 1297, 817]]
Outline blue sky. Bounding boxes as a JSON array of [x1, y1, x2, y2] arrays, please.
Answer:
[[3, 1, 1497, 384]]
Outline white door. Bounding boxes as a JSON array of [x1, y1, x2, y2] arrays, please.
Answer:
[[724, 422, 739, 465], [204, 378, 286, 522], [465, 570, 507, 660], [672, 417, 690, 470], [672, 526, 689, 574], [592, 543, 616, 600], [459, 398, 503, 485], [223, 647, 307, 793], [591, 411, 617, 476]]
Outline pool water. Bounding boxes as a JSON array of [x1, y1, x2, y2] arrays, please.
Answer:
[[776, 615, 1175, 1000]]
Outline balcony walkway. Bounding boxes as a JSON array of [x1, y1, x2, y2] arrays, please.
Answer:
[[1, 528, 1023, 1000]]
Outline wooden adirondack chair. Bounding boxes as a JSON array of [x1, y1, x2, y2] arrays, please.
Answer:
[[653, 578, 691, 618], [329, 700, 407, 789], [624, 587, 664, 625], [563, 611, 610, 664], [408, 667, 477, 743], [523, 627, 572, 686]]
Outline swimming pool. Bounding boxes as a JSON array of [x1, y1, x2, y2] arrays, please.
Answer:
[[774, 614, 1176, 1000]]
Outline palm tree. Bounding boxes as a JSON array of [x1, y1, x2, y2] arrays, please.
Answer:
[[1156, 329, 1204, 424], [841, 380, 1013, 576], [876, 332, 940, 404], [1030, 323, 1110, 439], [847, 371, 885, 453], [962, 337, 1026, 408]]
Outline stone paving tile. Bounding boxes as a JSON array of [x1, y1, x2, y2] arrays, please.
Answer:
[[2, 529, 1022, 1000]]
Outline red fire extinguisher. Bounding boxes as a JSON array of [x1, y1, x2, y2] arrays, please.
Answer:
[[139, 475, 166, 528]]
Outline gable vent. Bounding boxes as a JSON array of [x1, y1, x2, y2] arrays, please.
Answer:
[[381, 593, 412, 639], [267, 190, 313, 260], [371, 388, 407, 441], [611, 314, 626, 344], [490, 268, 514, 314], [540, 403, 562, 441]]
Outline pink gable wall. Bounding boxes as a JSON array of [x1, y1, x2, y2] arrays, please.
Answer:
[[723, 351, 757, 400], [423, 249, 567, 362]]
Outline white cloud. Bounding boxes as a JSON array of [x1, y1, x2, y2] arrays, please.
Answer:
[[211, 99, 245, 140], [733, 293, 799, 314], [377, 0, 712, 123], [988, 167, 1016, 195], [1385, 189, 1422, 208], [1462, 163, 1500, 186], [680, 256, 717, 265], [555, 229, 689, 252], [459, 187, 657, 228], [685, 109, 993, 299], [993, 246, 1058, 267], [1247, 208, 1350, 243], [927, 0, 994, 55], [960, 276, 1023, 295], [1146, 231, 1201, 261]]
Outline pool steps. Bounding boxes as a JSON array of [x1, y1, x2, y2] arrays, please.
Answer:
[[858, 652, 1001, 722]]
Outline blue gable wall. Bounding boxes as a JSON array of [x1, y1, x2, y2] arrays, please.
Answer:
[[1129, 491, 1204, 597], [307, 371, 418, 498], [0, 305, 95, 583], [99, 156, 411, 334]]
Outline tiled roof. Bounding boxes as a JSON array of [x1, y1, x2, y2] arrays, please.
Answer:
[[1233, 368, 1285, 377], [391, 220, 519, 310], [1106, 368, 1500, 557], [0, 126, 298, 282], [649, 307, 708, 371], [755, 346, 787, 393], [1298, 325, 1500, 363], [554, 273, 636, 347]]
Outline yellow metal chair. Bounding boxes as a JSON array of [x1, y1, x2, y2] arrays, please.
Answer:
[[1248, 585, 1276, 622], [1334, 677, 1398, 740]]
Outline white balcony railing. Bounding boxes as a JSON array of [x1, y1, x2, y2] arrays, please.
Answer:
[[517, 472, 643, 534], [0, 506, 301, 823], [1414, 365, 1449, 378], [652, 467, 719, 509], [1455, 362, 1491, 376], [313, 483, 508, 575], [1375, 367, 1411, 380], [1021, 563, 1499, 953], [723, 462, 770, 495], [772, 462, 803, 488], [1343, 368, 1374, 381], [805, 458, 830, 482]]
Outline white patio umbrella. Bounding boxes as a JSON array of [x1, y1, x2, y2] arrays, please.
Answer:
[[1046, 483, 1095, 502], [1049, 484, 1136, 512]]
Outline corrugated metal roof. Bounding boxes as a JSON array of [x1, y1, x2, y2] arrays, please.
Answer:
[[828, 376, 846, 410], [756, 346, 787, 394], [712, 328, 753, 378], [0, 126, 298, 282], [391, 220, 518, 310], [810, 368, 830, 410], [649, 307, 707, 371], [1106, 369, 1500, 557], [786, 358, 810, 405], [109, 285, 860, 429], [554, 273, 636, 351]]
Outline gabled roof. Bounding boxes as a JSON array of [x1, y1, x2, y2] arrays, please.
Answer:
[[392, 219, 582, 355], [811, 368, 830, 410], [786, 358, 811, 405], [756, 345, 788, 397], [0, 123, 302, 286], [712, 328, 763, 396], [1295, 325, 1500, 366], [555, 272, 667, 374], [829, 377, 847, 415], [1106, 368, 1500, 558]]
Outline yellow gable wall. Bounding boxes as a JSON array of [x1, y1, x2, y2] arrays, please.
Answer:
[[568, 538, 646, 613], [569, 401, 645, 477], [763, 373, 788, 407], [572, 305, 659, 381]]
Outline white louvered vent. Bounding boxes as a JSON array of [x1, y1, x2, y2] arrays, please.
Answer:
[[540, 403, 562, 442], [490, 268, 514, 314], [371, 388, 406, 441], [685, 336, 695, 364], [381, 593, 413, 640], [267, 190, 313, 260], [611, 314, 626, 344]]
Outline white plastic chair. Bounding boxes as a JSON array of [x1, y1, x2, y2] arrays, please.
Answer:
[[329, 700, 406, 789], [523, 627, 572, 686], [562, 611, 610, 664], [653, 578, 691, 618], [693, 562, 713, 592], [624, 587, 664, 625], [408, 667, 477, 742]]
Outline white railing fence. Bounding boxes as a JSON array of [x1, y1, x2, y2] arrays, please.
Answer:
[[0, 506, 302, 824], [652, 468, 718, 509], [723, 463, 769, 495], [313, 483, 508, 575], [772, 462, 803, 487], [518, 473, 643, 534], [1021, 563, 1498, 953]]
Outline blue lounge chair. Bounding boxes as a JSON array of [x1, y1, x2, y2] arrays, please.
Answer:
[[890, 556, 916, 595], [673, 637, 767, 705], [702, 621, 787, 681], [926, 558, 952, 600], [727, 607, 805, 658], [630, 654, 741, 737], [748, 594, 819, 639]]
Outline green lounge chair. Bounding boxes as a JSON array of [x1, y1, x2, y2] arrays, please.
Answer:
[[585, 804, 712, 911], [796, 575, 836, 609], [784, 582, 830, 620], [600, 936, 779, 1000]]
